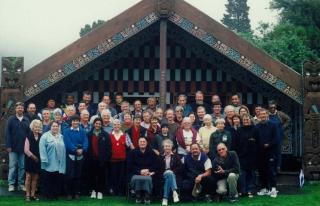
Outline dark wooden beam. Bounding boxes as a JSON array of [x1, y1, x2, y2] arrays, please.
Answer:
[[159, 19, 167, 109]]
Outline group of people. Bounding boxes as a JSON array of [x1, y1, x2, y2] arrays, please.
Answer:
[[5, 90, 291, 205]]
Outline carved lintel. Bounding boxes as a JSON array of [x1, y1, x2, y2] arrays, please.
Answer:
[[155, 0, 175, 18], [1, 57, 24, 89]]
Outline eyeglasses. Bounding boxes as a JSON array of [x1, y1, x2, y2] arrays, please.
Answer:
[[217, 148, 226, 152]]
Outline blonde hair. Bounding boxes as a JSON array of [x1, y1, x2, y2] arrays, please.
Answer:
[[30, 119, 43, 133]]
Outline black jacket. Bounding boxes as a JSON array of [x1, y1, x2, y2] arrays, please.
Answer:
[[234, 125, 258, 170], [87, 129, 112, 165], [255, 121, 278, 156]]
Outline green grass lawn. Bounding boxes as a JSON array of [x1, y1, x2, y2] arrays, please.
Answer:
[[0, 183, 319, 206]]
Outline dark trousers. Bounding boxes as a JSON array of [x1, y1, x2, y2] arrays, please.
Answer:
[[66, 156, 83, 196], [239, 169, 255, 194], [110, 161, 126, 195], [182, 176, 216, 196], [42, 171, 62, 200], [89, 160, 107, 193], [258, 152, 277, 189]]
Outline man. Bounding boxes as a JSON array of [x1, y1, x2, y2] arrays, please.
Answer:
[[162, 109, 180, 137], [190, 91, 211, 114], [175, 94, 193, 117], [132, 100, 144, 117], [5, 102, 30, 192], [224, 105, 235, 132], [101, 95, 117, 117], [211, 101, 225, 124], [211, 95, 221, 105], [63, 115, 89, 200], [182, 143, 215, 202], [212, 143, 240, 203], [81, 91, 96, 116], [268, 101, 291, 170], [230, 94, 242, 115], [252, 105, 262, 125], [79, 110, 92, 134], [126, 115, 147, 148], [25, 102, 40, 122], [146, 97, 157, 113], [45, 98, 56, 121], [114, 92, 124, 114], [101, 109, 113, 134], [194, 106, 206, 130], [256, 109, 279, 198], [121, 112, 133, 133], [61, 94, 76, 114], [89, 102, 107, 124], [77, 101, 87, 115], [113, 101, 131, 123]]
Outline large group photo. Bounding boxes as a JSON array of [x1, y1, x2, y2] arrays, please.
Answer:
[[0, 0, 319, 206]]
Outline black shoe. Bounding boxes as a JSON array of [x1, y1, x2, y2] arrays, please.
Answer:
[[66, 195, 73, 201], [31, 196, 39, 201], [74, 194, 80, 200]]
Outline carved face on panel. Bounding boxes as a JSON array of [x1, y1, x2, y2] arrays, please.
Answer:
[[1, 57, 24, 89], [156, 0, 175, 16], [303, 61, 320, 92]]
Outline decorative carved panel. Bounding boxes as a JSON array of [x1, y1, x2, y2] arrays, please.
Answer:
[[303, 60, 320, 180], [1, 57, 24, 89], [155, 0, 175, 18]]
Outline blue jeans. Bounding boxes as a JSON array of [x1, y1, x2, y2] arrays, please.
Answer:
[[163, 170, 178, 199], [8, 152, 25, 186], [239, 169, 255, 194]]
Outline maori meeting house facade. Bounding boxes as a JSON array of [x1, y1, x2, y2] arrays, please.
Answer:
[[0, 0, 319, 180]]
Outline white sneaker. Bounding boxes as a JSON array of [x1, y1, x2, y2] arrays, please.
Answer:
[[173, 190, 180, 203], [162, 198, 168, 206], [257, 188, 270, 196], [90, 190, 96, 199], [270, 188, 278, 198], [8, 185, 15, 192], [97, 192, 103, 200], [18, 185, 26, 192]]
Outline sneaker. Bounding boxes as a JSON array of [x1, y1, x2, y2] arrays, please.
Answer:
[[205, 194, 213, 203], [31, 196, 40, 201], [25, 196, 31, 202], [257, 188, 270, 196], [248, 192, 254, 198], [229, 196, 237, 203], [90, 190, 96, 199], [97, 192, 103, 200], [18, 185, 26, 191], [135, 198, 142, 204], [173, 190, 180, 203], [8, 185, 15, 192], [162, 198, 168, 206], [270, 188, 278, 198], [144, 199, 151, 205]]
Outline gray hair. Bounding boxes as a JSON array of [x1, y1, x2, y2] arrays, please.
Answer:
[[30, 119, 43, 133], [162, 139, 174, 148], [224, 105, 235, 113], [53, 108, 62, 115], [215, 118, 226, 124]]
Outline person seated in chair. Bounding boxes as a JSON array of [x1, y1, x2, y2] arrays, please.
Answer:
[[181, 143, 215, 202], [127, 137, 159, 204], [212, 143, 240, 203], [160, 139, 183, 206]]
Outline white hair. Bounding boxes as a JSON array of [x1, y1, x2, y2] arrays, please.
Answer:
[[29, 119, 43, 133], [224, 105, 235, 113], [203, 114, 212, 121], [215, 118, 226, 124], [53, 108, 62, 115], [182, 117, 191, 124]]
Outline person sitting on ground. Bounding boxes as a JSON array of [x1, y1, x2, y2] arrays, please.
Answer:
[[127, 137, 159, 205], [212, 143, 240, 203]]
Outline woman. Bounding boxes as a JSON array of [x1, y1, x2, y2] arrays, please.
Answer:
[[234, 114, 258, 198], [127, 137, 158, 204], [224, 105, 235, 132], [152, 123, 177, 155], [24, 119, 42, 201], [147, 116, 161, 143], [209, 118, 232, 159], [175, 117, 200, 157], [155, 108, 164, 122], [41, 109, 51, 133], [87, 118, 112, 199], [174, 106, 184, 125], [39, 121, 66, 200], [188, 112, 197, 129], [110, 119, 134, 195], [198, 114, 217, 154], [141, 110, 152, 129], [239, 105, 250, 117], [160, 139, 183, 206]]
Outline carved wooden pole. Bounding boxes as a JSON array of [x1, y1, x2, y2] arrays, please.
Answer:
[[302, 60, 320, 180], [155, 0, 175, 109]]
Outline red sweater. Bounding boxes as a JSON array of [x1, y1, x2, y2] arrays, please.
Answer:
[[110, 133, 126, 162]]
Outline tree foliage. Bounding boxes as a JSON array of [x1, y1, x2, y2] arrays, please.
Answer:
[[79, 20, 106, 37], [222, 0, 252, 33], [239, 0, 320, 73]]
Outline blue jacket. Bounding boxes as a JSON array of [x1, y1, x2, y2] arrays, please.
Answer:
[[63, 127, 88, 155], [5, 115, 30, 153], [255, 121, 278, 155]]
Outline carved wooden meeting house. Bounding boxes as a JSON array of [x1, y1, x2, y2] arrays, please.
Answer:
[[0, 0, 319, 180]]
